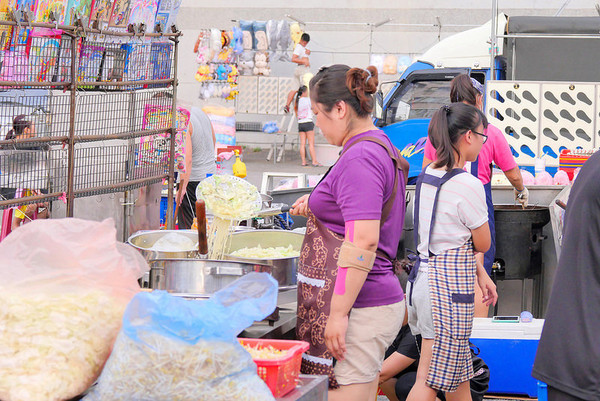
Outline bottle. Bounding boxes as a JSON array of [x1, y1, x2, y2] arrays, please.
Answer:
[[232, 150, 247, 178], [534, 157, 546, 177]]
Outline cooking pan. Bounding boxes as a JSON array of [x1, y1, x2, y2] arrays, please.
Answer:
[[223, 230, 304, 288], [149, 258, 273, 296]]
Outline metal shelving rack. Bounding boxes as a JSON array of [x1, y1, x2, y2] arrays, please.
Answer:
[[0, 19, 181, 229]]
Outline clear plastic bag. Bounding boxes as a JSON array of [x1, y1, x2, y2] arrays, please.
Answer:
[[85, 272, 278, 401], [0, 218, 148, 401]]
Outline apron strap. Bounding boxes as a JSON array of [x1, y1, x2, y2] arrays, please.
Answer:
[[340, 135, 409, 224]]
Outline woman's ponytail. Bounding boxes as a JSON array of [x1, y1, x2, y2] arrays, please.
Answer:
[[309, 64, 378, 118], [428, 103, 488, 170]]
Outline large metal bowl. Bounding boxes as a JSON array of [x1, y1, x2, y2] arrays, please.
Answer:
[[127, 230, 199, 262], [149, 259, 273, 296], [224, 230, 304, 288]]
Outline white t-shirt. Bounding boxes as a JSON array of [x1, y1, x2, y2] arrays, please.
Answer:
[[297, 97, 313, 123], [415, 165, 488, 269], [293, 43, 306, 59]]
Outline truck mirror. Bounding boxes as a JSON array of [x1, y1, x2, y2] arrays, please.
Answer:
[[374, 90, 384, 121]]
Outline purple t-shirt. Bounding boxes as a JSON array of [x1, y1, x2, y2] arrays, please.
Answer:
[[309, 130, 405, 308]]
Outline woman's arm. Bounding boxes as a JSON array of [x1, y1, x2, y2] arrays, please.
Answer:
[[471, 222, 491, 254], [503, 166, 524, 191], [380, 352, 417, 383], [325, 219, 379, 361], [176, 125, 193, 206]]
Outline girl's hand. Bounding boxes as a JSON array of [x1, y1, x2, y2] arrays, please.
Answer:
[[325, 314, 348, 361], [290, 194, 309, 217], [477, 271, 498, 306]]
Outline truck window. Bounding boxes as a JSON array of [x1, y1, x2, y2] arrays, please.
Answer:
[[386, 80, 451, 124]]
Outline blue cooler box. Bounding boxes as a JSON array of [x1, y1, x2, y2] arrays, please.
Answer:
[[470, 317, 545, 397]]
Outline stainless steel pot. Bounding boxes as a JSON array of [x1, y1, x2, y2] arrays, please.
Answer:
[[223, 230, 304, 289], [128, 230, 199, 262], [150, 259, 272, 296]]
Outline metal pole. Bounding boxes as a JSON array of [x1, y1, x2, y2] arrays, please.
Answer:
[[166, 36, 179, 229], [368, 25, 373, 62], [66, 33, 78, 217], [490, 0, 497, 81]]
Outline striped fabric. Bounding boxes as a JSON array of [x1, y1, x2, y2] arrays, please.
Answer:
[[426, 241, 476, 392]]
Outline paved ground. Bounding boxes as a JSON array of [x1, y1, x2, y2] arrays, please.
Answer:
[[239, 145, 330, 190]]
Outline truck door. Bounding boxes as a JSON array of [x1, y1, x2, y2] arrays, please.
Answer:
[[379, 68, 469, 181]]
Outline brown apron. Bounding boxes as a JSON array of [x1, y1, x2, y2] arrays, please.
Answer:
[[296, 135, 409, 388]]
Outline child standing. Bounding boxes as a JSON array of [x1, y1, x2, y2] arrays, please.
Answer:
[[294, 85, 320, 166], [406, 103, 497, 401]]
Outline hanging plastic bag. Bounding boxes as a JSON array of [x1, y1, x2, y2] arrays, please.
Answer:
[[85, 272, 278, 401], [0, 218, 148, 401]]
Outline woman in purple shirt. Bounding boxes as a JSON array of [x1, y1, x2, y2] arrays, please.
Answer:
[[290, 64, 409, 401]]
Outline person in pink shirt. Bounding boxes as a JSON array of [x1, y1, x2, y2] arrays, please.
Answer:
[[422, 74, 527, 317]]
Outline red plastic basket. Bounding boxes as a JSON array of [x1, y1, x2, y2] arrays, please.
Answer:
[[239, 338, 310, 398]]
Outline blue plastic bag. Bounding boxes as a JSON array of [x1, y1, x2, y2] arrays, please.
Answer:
[[262, 121, 279, 133], [85, 273, 277, 401]]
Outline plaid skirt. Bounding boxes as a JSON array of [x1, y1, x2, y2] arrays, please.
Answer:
[[426, 241, 476, 392]]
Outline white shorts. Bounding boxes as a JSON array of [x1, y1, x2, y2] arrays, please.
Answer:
[[406, 269, 435, 339], [294, 65, 310, 88], [334, 300, 405, 385]]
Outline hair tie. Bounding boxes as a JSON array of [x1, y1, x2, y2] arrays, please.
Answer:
[[443, 105, 451, 113], [470, 77, 484, 95], [365, 69, 372, 84]]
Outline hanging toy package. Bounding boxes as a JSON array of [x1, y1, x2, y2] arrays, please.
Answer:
[[0, 218, 148, 401], [84, 272, 278, 401]]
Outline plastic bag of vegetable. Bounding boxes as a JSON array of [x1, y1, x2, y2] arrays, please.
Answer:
[[85, 272, 278, 401], [0, 218, 148, 401]]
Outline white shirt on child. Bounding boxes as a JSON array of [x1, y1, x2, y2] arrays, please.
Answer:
[[297, 97, 313, 123], [293, 43, 307, 59], [415, 165, 488, 270]]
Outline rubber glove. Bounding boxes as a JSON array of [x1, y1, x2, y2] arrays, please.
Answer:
[[515, 186, 529, 207]]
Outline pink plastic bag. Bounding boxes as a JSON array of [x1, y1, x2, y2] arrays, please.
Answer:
[[535, 171, 553, 185], [522, 170, 535, 186], [0, 218, 149, 401], [553, 170, 570, 185]]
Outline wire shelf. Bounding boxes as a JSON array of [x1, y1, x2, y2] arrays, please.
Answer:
[[0, 25, 180, 224]]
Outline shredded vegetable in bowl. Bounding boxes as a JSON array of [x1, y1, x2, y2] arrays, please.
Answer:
[[197, 175, 262, 220], [242, 343, 289, 359], [230, 245, 299, 259], [0, 291, 126, 401], [84, 331, 275, 401]]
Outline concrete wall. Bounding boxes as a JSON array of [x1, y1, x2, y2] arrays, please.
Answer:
[[176, 0, 599, 108]]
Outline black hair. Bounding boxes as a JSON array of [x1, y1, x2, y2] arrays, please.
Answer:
[[294, 85, 307, 114], [450, 74, 480, 106], [301, 33, 310, 43], [309, 64, 378, 118], [5, 114, 31, 141], [428, 103, 488, 170]]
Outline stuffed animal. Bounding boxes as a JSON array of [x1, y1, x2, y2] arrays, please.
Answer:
[[290, 22, 302, 45], [228, 65, 238, 82], [238, 51, 254, 75], [253, 52, 270, 76], [226, 86, 239, 100], [195, 64, 211, 82], [370, 54, 384, 74], [383, 55, 398, 75], [216, 64, 230, 81], [232, 26, 243, 54]]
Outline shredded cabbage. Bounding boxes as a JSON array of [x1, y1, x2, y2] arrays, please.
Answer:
[[199, 175, 261, 220], [0, 291, 126, 401], [84, 331, 275, 401], [230, 245, 299, 259]]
